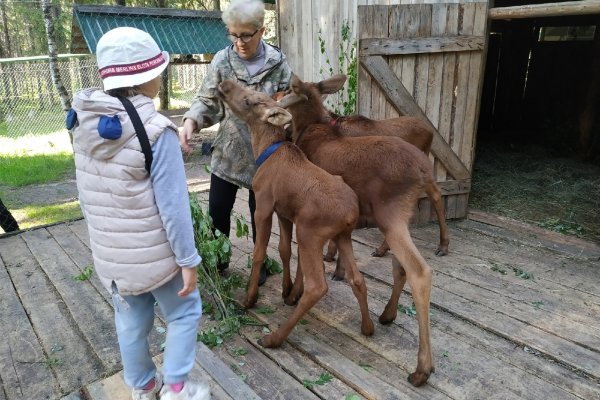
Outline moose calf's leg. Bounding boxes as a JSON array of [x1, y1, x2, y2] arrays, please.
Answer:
[[278, 217, 294, 299], [285, 254, 304, 306], [323, 240, 337, 262], [336, 235, 374, 336], [244, 212, 273, 309], [425, 181, 449, 256], [385, 224, 434, 387], [260, 244, 327, 348], [379, 256, 407, 325], [372, 239, 390, 257]]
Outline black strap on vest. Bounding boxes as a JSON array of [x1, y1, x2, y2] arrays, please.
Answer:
[[116, 96, 153, 174]]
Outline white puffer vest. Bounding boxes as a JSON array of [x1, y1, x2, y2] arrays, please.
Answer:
[[72, 89, 180, 296]]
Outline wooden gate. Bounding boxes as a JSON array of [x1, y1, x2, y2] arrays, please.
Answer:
[[358, 2, 488, 221]]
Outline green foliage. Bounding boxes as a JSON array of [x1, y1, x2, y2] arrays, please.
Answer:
[[302, 372, 333, 389], [397, 303, 417, 317], [230, 347, 248, 357], [345, 394, 362, 400], [531, 301, 544, 308], [0, 152, 74, 187], [72, 265, 94, 281], [490, 262, 507, 275], [317, 20, 357, 116], [512, 267, 534, 280], [254, 306, 274, 315], [190, 195, 245, 347]]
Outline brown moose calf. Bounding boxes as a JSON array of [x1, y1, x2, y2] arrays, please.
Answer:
[[319, 76, 449, 260], [217, 79, 374, 348], [278, 74, 437, 386]]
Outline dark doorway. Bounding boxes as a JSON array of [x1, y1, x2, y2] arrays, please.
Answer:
[[471, 1, 600, 243]]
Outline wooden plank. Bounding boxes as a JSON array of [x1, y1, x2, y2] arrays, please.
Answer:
[[467, 210, 600, 261], [224, 200, 573, 400], [355, 260, 600, 400], [243, 292, 437, 400], [231, 190, 594, 398], [371, 6, 389, 120], [0, 233, 102, 395], [421, 221, 600, 299], [195, 342, 261, 400], [461, 2, 488, 172], [436, 3, 459, 182], [236, 325, 364, 400], [357, 5, 373, 117], [489, 1, 600, 20], [451, 3, 475, 163], [360, 54, 471, 180], [350, 228, 600, 379], [68, 218, 90, 248], [0, 250, 60, 400], [83, 354, 235, 400], [211, 331, 319, 400], [360, 35, 485, 55], [48, 223, 112, 306], [21, 229, 121, 373]]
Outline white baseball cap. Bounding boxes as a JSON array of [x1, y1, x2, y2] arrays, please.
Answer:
[[96, 27, 170, 91]]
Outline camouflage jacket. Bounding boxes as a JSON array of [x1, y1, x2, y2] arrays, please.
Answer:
[[183, 42, 293, 189]]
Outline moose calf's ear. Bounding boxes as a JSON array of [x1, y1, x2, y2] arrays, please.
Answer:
[[262, 107, 292, 127]]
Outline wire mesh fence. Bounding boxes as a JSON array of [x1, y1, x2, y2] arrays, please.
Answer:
[[0, 0, 279, 141], [0, 55, 212, 139]]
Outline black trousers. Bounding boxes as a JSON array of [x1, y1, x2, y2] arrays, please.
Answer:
[[208, 173, 257, 245], [0, 198, 20, 233]]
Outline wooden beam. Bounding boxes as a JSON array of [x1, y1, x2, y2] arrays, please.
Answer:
[[360, 55, 471, 180], [360, 35, 484, 56], [489, 1, 600, 20]]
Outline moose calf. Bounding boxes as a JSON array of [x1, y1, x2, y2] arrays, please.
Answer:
[[278, 74, 437, 386], [217, 79, 374, 348]]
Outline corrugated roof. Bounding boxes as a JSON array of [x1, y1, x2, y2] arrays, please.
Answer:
[[73, 5, 230, 55]]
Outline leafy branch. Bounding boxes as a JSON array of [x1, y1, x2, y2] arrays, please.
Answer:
[[318, 20, 358, 116]]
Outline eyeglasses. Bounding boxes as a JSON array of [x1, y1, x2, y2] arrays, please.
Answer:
[[227, 29, 259, 44]]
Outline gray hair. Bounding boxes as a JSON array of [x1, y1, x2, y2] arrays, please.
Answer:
[[222, 0, 265, 29]]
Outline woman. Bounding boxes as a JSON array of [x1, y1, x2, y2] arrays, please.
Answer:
[[180, 0, 293, 285]]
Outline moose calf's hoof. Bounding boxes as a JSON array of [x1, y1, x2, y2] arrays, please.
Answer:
[[435, 247, 448, 256], [323, 254, 336, 262], [243, 294, 258, 309], [371, 249, 388, 257], [258, 334, 283, 348], [407, 371, 431, 387], [362, 319, 375, 337]]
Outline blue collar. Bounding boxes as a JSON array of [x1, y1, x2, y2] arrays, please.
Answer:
[[256, 141, 284, 166]]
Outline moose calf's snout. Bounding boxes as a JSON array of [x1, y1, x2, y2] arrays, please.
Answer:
[[217, 80, 235, 97]]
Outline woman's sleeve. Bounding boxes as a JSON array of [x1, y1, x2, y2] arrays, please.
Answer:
[[183, 60, 225, 128], [278, 58, 294, 91]]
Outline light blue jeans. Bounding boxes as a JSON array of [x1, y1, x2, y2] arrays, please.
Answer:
[[113, 270, 202, 389]]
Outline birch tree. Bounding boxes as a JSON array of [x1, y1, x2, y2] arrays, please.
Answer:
[[42, 0, 71, 112]]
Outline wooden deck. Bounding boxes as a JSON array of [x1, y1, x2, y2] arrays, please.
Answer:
[[1, 188, 599, 400]]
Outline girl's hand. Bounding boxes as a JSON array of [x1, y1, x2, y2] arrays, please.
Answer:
[[178, 267, 198, 297]]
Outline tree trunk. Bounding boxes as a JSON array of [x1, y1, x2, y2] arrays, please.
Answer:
[[42, 0, 72, 141], [0, 0, 12, 57], [211, 0, 221, 10], [115, 0, 126, 6], [156, 0, 169, 109]]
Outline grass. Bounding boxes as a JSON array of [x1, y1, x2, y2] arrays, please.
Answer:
[[0, 152, 74, 186], [470, 139, 600, 243], [0, 130, 77, 230], [10, 200, 82, 230]]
